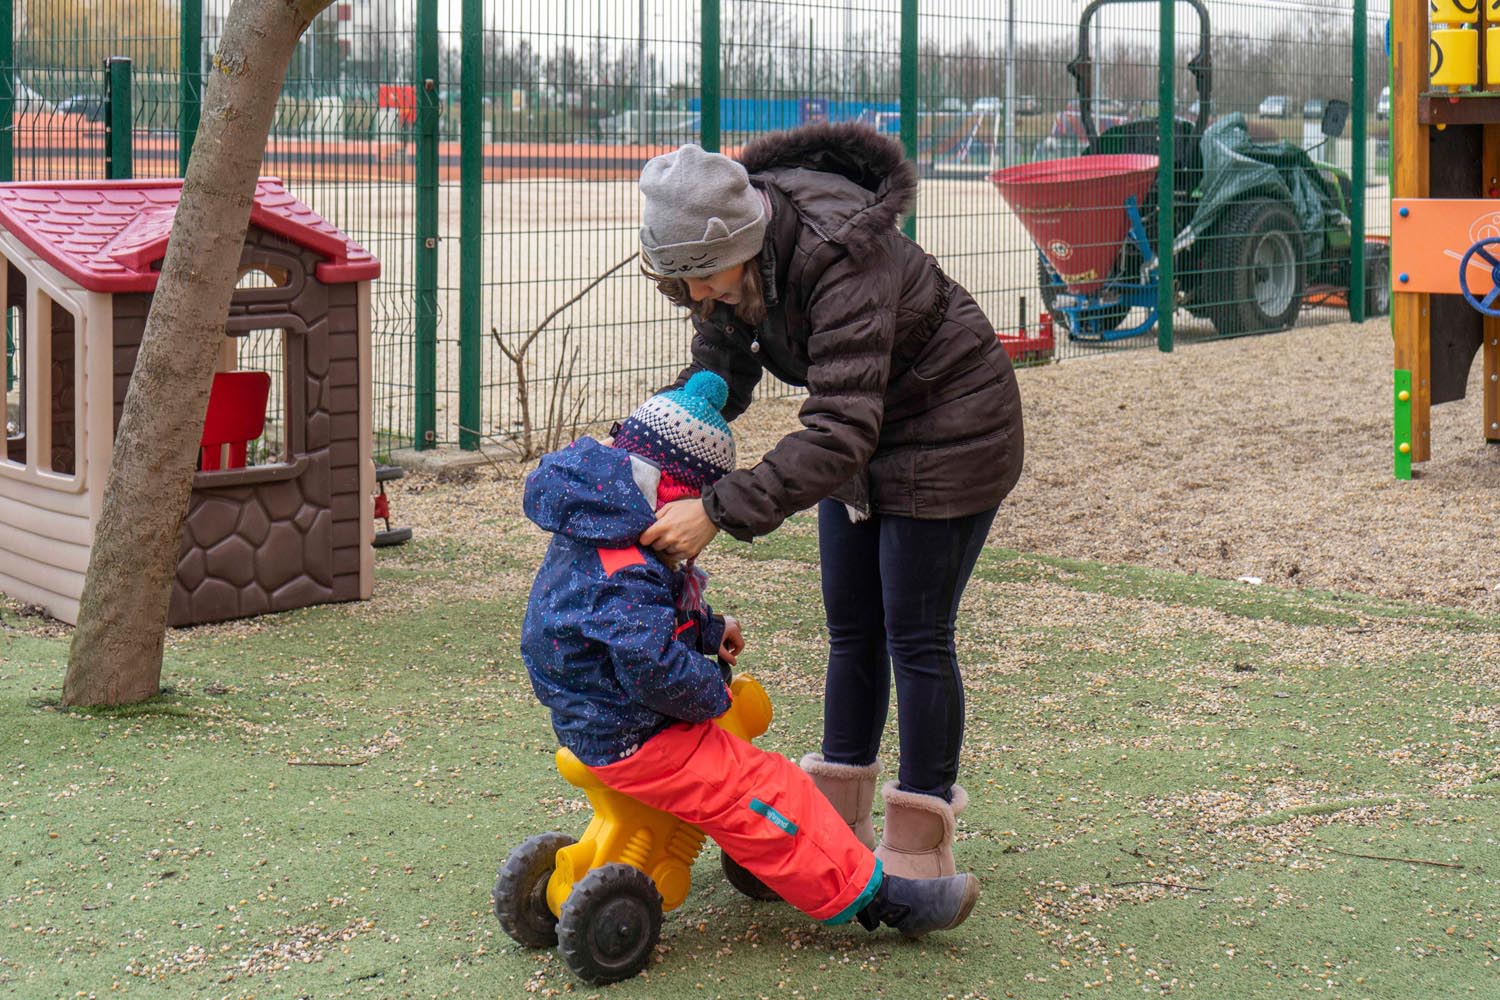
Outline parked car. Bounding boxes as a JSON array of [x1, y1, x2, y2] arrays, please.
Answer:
[[928, 97, 968, 113], [1013, 94, 1042, 116], [1302, 98, 1326, 120], [1032, 99, 1131, 159], [1376, 86, 1390, 120], [971, 96, 1003, 114], [1258, 95, 1292, 118], [55, 94, 107, 123]]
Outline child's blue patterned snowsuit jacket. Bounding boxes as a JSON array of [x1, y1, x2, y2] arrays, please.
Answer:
[[520, 437, 730, 766]]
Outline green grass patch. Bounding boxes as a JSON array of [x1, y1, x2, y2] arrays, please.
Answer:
[[3, 539, 1498, 998]]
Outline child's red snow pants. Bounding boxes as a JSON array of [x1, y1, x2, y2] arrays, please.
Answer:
[[588, 720, 881, 923]]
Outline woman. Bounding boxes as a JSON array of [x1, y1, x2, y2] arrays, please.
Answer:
[[636, 122, 1024, 879]]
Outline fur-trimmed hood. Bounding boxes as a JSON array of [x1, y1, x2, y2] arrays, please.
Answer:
[[737, 122, 917, 256]]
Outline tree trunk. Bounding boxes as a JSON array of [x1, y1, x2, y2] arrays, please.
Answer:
[[62, 0, 336, 707]]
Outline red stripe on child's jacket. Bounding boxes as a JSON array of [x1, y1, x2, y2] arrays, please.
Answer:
[[597, 546, 647, 577]]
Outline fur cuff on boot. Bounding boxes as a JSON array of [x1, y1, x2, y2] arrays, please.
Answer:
[[875, 782, 968, 879], [800, 754, 880, 850]]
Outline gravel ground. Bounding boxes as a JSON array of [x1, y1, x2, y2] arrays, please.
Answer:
[[984, 317, 1500, 612], [9, 314, 1493, 638], [402, 314, 1500, 616]]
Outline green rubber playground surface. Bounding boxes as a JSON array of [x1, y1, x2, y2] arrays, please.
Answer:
[[3, 510, 1497, 999]]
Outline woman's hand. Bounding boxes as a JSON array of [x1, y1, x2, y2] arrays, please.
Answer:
[[718, 616, 745, 666], [641, 498, 719, 563]]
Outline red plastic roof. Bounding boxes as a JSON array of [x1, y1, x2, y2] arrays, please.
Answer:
[[0, 177, 380, 292]]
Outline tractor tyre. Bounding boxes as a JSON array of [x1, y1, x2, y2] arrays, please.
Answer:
[[493, 832, 574, 948], [1363, 241, 1391, 318], [557, 863, 663, 985], [1205, 199, 1305, 336], [1036, 254, 1129, 339]]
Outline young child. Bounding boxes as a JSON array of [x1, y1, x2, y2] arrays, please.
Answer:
[[519, 371, 980, 936]]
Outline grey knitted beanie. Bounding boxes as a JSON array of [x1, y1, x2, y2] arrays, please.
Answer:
[[639, 144, 768, 278]]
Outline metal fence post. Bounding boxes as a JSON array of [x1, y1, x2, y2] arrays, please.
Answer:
[[900, 0, 918, 241], [414, 0, 439, 450], [1156, 1, 1175, 352], [1349, 0, 1368, 323], [458, 0, 482, 451], [0, 1, 13, 182], [701, 0, 720, 152], [179, 0, 203, 176], [107, 57, 134, 181]]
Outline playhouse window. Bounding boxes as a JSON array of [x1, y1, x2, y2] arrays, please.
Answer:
[[234, 328, 288, 467], [235, 265, 291, 292], [230, 271, 289, 467], [46, 297, 78, 477], [5, 305, 22, 465], [0, 278, 80, 481]]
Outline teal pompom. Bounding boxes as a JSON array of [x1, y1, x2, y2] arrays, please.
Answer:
[[684, 370, 730, 413]]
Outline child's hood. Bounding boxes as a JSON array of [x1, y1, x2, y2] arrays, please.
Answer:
[[523, 437, 660, 547]]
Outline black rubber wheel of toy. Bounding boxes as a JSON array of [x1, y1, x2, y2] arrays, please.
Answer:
[[1205, 198, 1305, 336], [1036, 253, 1129, 339], [720, 850, 782, 902], [375, 464, 406, 482], [1363, 242, 1391, 318], [493, 832, 574, 948], [556, 863, 663, 985], [373, 527, 413, 547]]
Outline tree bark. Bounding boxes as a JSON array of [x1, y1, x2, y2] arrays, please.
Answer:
[[62, 0, 336, 707]]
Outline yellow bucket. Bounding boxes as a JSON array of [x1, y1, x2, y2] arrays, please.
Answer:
[[1429, 0, 1479, 26], [1431, 28, 1479, 89]]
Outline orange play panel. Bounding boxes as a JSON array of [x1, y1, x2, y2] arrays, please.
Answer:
[[1390, 198, 1500, 294]]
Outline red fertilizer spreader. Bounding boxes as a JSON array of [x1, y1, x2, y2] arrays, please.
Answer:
[[989, 153, 1162, 342]]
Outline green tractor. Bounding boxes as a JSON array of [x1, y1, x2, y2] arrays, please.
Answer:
[[1002, 0, 1389, 342]]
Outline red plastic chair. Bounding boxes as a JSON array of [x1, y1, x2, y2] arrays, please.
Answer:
[[200, 371, 272, 471]]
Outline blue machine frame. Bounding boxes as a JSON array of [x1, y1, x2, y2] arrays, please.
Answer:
[[1039, 196, 1161, 342]]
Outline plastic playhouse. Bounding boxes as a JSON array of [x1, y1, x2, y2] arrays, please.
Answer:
[[1388, 0, 1500, 477], [493, 674, 776, 985], [0, 177, 381, 625]]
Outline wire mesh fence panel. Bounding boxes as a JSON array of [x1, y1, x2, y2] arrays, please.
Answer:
[[2, 0, 1392, 455], [975, 0, 1391, 361], [1164, 0, 1391, 345], [6, 2, 426, 455], [9, 0, 181, 181], [473, 2, 708, 460], [237, 1, 425, 456], [915, 1, 1079, 365]]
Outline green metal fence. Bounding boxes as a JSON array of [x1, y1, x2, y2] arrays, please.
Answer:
[[0, 0, 1391, 458]]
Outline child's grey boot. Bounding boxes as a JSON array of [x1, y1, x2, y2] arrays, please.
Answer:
[[800, 753, 879, 850], [875, 782, 967, 878], [855, 871, 981, 937]]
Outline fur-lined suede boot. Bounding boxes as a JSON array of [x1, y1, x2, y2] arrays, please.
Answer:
[[875, 782, 968, 879], [855, 871, 980, 938], [799, 753, 880, 850]]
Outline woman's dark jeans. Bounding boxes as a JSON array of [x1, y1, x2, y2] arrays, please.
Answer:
[[817, 499, 998, 799]]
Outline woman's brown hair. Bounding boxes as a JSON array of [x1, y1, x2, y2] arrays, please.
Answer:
[[643, 258, 767, 327]]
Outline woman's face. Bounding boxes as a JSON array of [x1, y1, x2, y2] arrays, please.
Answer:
[[683, 262, 747, 306]]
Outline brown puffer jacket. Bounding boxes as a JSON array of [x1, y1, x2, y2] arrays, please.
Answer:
[[675, 122, 1024, 541]]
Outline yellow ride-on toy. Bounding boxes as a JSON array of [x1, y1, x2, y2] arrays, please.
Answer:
[[493, 675, 777, 984]]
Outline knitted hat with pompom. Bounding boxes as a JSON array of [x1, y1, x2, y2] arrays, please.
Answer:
[[612, 371, 736, 502]]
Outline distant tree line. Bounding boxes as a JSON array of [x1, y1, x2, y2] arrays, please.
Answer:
[[12, 1, 1388, 120]]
